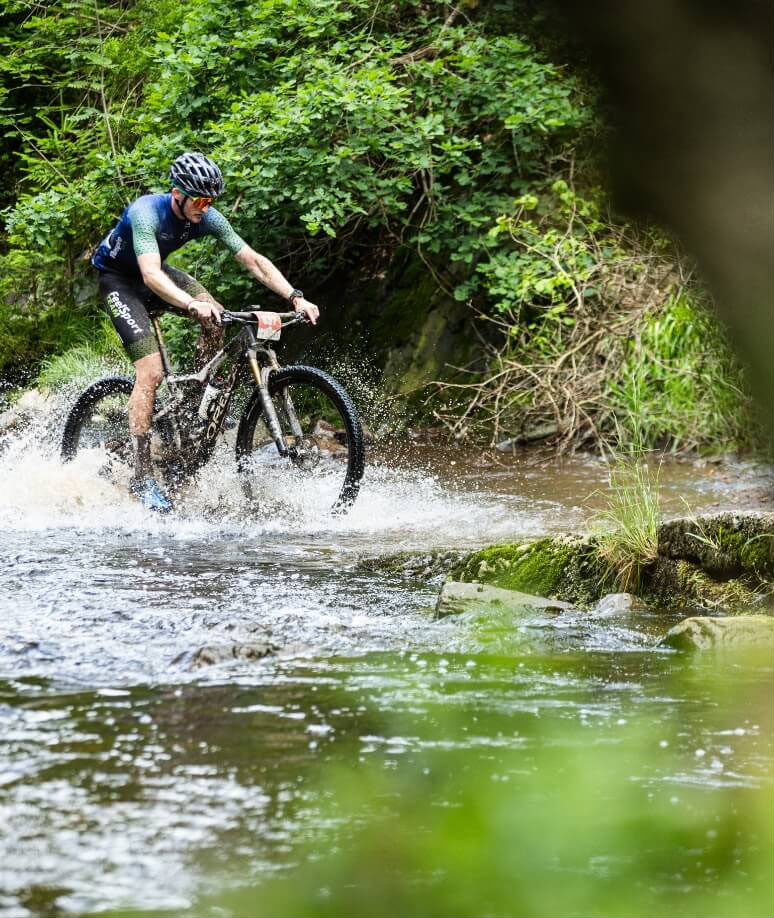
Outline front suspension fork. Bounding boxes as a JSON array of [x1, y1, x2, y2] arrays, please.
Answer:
[[247, 350, 289, 458]]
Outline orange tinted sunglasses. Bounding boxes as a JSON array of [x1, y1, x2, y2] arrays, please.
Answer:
[[189, 194, 214, 209]]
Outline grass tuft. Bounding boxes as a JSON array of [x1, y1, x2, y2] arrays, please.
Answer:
[[593, 454, 662, 592]]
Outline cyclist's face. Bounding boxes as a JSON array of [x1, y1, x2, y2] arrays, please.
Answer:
[[172, 189, 211, 222]]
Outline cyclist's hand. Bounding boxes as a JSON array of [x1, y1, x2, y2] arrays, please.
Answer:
[[189, 299, 224, 326], [293, 298, 319, 325]]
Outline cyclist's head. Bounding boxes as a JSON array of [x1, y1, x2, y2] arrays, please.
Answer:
[[169, 152, 224, 199]]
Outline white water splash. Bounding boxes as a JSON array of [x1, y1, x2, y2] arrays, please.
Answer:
[[0, 396, 567, 549]]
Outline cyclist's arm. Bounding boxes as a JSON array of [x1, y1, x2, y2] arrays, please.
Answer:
[[234, 245, 296, 301], [137, 252, 198, 311], [235, 246, 320, 323], [202, 207, 298, 300], [130, 203, 196, 311]]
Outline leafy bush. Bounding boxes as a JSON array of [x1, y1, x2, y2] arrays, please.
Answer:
[[434, 180, 756, 452], [36, 314, 129, 390], [0, 0, 755, 451], [1, 1, 589, 311]]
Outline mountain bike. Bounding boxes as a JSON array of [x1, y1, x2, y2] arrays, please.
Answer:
[[60, 309, 365, 512]]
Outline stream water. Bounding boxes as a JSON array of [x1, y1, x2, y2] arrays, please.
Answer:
[[0, 410, 772, 916]]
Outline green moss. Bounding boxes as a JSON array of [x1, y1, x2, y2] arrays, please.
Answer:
[[669, 560, 760, 609], [371, 254, 440, 346], [702, 521, 774, 579], [450, 537, 607, 605], [739, 536, 773, 576]]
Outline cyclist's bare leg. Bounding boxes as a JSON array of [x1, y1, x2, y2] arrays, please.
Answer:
[[128, 352, 164, 481], [191, 290, 224, 368]]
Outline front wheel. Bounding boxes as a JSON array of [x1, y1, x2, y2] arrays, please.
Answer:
[[235, 365, 365, 513]]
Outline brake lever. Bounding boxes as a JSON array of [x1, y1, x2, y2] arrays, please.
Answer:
[[283, 313, 310, 327]]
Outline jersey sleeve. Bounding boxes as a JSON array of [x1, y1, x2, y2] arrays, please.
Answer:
[[202, 207, 248, 255], [128, 198, 161, 258]]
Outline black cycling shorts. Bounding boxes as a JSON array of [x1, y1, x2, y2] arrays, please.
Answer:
[[98, 265, 209, 362]]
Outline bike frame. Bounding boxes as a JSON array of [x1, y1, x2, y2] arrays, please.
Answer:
[[149, 310, 306, 469]]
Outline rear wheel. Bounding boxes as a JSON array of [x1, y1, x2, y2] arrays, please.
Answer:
[[235, 365, 365, 513], [61, 376, 174, 487]]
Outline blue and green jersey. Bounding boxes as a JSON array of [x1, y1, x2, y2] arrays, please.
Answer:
[[92, 193, 247, 275]]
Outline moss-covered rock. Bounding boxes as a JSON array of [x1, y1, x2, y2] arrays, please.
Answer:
[[446, 513, 774, 614], [657, 512, 774, 579], [449, 536, 607, 606], [646, 557, 763, 610]]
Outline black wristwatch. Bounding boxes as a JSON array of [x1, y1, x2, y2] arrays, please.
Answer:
[[288, 288, 304, 306]]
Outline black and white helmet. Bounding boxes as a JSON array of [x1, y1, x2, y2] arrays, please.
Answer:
[[169, 152, 224, 197]]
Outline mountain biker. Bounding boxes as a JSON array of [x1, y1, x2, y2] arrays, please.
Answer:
[[92, 152, 319, 513]]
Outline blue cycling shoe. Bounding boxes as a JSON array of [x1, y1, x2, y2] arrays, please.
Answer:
[[129, 477, 173, 514]]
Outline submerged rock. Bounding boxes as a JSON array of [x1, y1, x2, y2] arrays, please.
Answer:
[[591, 593, 648, 617], [358, 549, 465, 583], [435, 580, 572, 620], [659, 615, 774, 651], [175, 641, 278, 670], [495, 423, 559, 451]]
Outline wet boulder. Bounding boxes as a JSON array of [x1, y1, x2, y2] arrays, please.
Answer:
[[449, 536, 606, 607], [175, 641, 278, 670], [659, 615, 774, 651], [358, 549, 465, 583], [435, 580, 572, 620], [658, 512, 774, 579]]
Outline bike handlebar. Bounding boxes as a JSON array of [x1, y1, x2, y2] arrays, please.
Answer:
[[221, 310, 308, 327]]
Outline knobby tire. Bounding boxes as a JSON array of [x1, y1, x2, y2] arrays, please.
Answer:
[[235, 365, 365, 513]]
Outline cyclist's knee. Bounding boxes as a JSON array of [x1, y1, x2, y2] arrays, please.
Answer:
[[134, 353, 164, 390]]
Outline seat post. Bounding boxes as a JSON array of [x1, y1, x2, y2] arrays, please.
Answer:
[[151, 316, 175, 386]]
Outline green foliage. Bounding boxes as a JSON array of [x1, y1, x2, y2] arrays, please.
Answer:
[[0, 0, 754, 452], [1, 0, 590, 309], [0, 300, 102, 384], [608, 294, 757, 452], [36, 314, 129, 390], [158, 311, 199, 372], [435, 177, 756, 453], [36, 341, 126, 391]]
